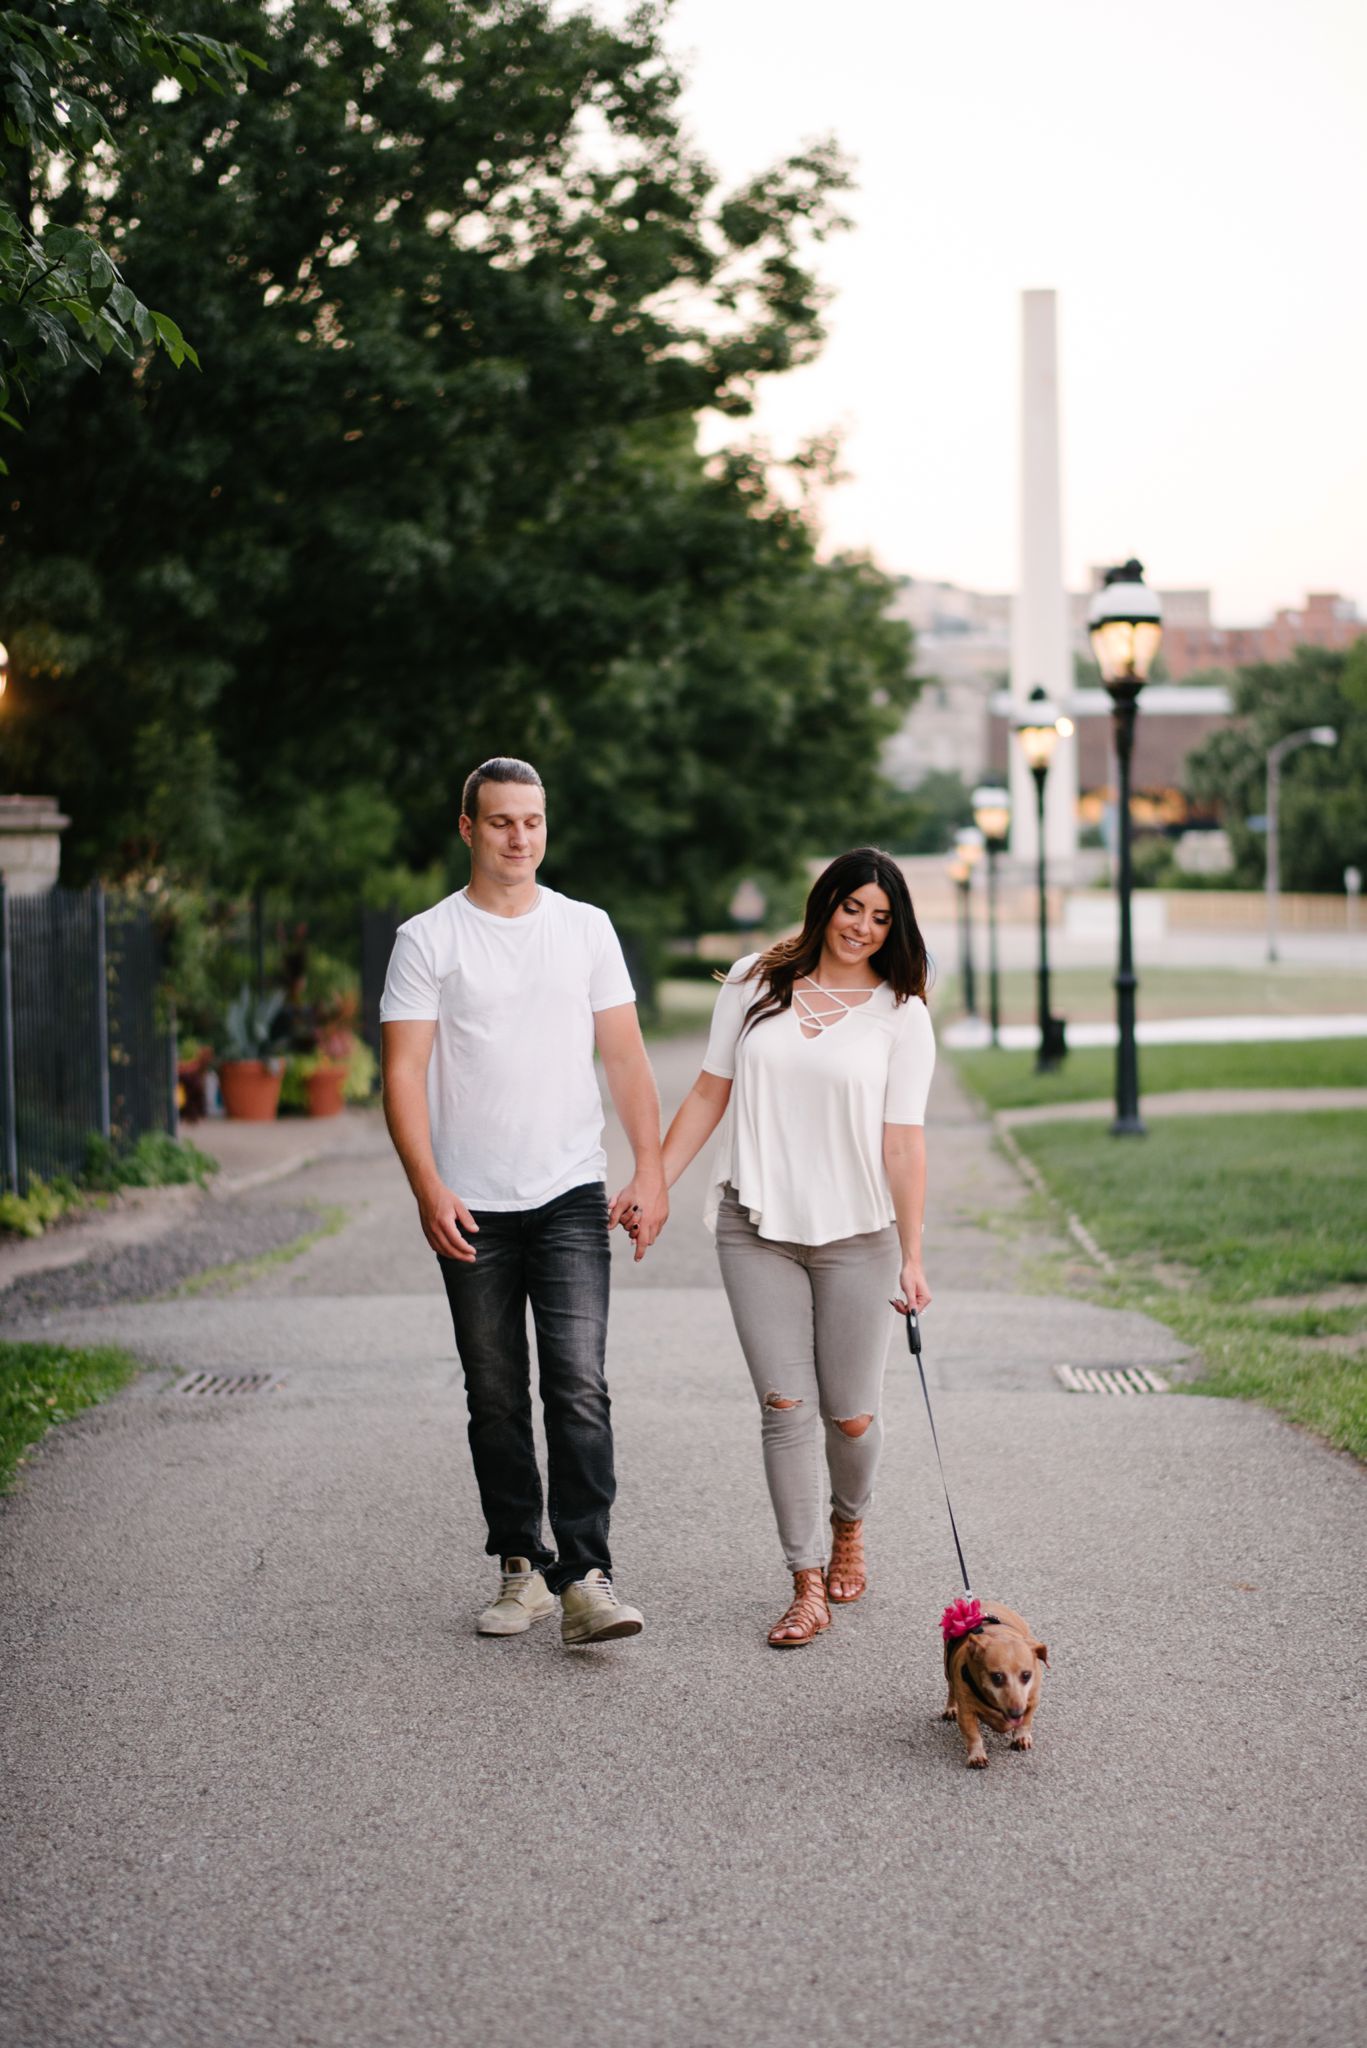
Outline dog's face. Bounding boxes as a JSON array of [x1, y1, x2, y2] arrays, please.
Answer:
[[961, 1625, 1049, 1727]]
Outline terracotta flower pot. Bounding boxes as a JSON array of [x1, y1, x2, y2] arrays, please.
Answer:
[[218, 1059, 284, 1121], [304, 1064, 348, 1118]]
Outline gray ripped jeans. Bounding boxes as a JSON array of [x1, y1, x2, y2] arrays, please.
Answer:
[[714, 1187, 901, 1572]]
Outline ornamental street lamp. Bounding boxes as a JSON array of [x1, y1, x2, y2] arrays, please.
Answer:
[[1265, 725, 1337, 962], [948, 855, 973, 1015], [1088, 558, 1162, 1136], [952, 826, 984, 1019], [1012, 685, 1072, 1072], [970, 786, 1010, 1048]]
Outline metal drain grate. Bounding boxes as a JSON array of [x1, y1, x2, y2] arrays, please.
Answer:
[[1055, 1364, 1169, 1395], [173, 1372, 283, 1397]]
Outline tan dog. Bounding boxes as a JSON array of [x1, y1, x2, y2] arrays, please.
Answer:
[[942, 1601, 1049, 1769]]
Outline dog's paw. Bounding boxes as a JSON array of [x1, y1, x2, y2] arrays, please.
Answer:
[[940, 1705, 957, 1722], [965, 1747, 988, 1769], [1009, 1730, 1034, 1751]]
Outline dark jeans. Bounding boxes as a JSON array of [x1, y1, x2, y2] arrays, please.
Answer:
[[438, 1181, 614, 1595]]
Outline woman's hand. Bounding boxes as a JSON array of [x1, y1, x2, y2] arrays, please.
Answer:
[[609, 1173, 669, 1262], [891, 1257, 931, 1314]]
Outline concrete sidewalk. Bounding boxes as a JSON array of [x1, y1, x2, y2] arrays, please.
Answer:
[[1, 1043, 1364, 2048], [0, 1109, 375, 1295], [998, 1084, 1367, 1125]]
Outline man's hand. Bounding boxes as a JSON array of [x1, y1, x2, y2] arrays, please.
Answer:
[[418, 1182, 481, 1262], [608, 1174, 669, 1262]]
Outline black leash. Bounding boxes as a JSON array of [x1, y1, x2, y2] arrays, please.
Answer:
[[902, 1306, 973, 1598]]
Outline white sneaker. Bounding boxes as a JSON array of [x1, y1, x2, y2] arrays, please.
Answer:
[[559, 1568, 644, 1644], [477, 1558, 557, 1636]]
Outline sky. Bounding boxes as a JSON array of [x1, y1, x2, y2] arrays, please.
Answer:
[[640, 0, 1366, 623]]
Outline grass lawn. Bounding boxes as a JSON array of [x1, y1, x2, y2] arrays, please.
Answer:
[[1009, 1112, 1367, 1459], [0, 1342, 139, 1492], [169, 1203, 347, 1297], [953, 1037, 1367, 1113], [658, 963, 1367, 1042], [651, 977, 722, 1037], [931, 962, 1367, 1026]]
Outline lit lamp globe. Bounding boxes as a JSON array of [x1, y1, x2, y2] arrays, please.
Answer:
[[1013, 685, 1068, 774], [1086, 559, 1163, 695], [970, 785, 1011, 849], [0, 640, 8, 701], [954, 824, 985, 868]]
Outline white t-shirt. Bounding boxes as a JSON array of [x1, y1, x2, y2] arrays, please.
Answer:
[[379, 885, 635, 1210], [700, 953, 936, 1245]]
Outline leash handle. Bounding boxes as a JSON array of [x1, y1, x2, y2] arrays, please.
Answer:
[[901, 1307, 973, 1598]]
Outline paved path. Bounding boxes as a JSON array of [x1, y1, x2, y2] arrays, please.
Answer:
[[2, 1045, 1365, 2048], [998, 1084, 1367, 1125], [943, 1012, 1367, 1050]]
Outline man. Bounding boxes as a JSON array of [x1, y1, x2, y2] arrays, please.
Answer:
[[380, 757, 668, 1644]]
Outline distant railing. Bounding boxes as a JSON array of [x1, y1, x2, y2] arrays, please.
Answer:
[[0, 884, 176, 1194]]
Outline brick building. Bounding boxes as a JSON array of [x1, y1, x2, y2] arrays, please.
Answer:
[[1157, 589, 1364, 679]]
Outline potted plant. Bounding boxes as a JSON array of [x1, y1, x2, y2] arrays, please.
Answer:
[[217, 986, 290, 1120], [296, 1027, 355, 1118]]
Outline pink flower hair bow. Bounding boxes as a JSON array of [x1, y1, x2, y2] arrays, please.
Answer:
[[940, 1596, 983, 1643]]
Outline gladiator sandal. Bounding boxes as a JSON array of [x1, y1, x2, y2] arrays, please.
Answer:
[[826, 1514, 867, 1604], [767, 1567, 831, 1649]]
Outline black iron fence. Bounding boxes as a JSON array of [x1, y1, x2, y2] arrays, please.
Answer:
[[0, 884, 176, 1194], [360, 905, 402, 1056]]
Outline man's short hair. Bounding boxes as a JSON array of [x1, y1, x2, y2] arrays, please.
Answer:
[[461, 757, 545, 821]]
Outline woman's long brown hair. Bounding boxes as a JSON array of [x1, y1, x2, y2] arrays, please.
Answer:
[[736, 848, 929, 1034]]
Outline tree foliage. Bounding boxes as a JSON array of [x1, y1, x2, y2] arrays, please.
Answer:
[[2, 0, 917, 948], [0, 3, 260, 425], [1184, 642, 1367, 889]]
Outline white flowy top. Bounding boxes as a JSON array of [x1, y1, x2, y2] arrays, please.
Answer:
[[700, 952, 936, 1245]]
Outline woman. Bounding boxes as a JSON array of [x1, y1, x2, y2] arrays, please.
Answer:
[[659, 848, 934, 1647]]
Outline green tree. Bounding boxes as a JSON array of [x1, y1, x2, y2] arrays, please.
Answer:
[[864, 769, 974, 856], [3, 0, 916, 953], [0, 3, 260, 427], [1184, 642, 1367, 889]]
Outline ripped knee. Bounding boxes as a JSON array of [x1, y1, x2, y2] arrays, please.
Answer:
[[833, 1412, 875, 1439], [763, 1391, 802, 1411]]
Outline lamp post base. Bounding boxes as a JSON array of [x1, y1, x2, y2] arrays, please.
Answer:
[[1035, 1014, 1068, 1072], [1109, 1112, 1147, 1138]]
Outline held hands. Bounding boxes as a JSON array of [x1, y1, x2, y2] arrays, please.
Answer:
[[608, 1174, 669, 1263], [891, 1256, 932, 1315], [418, 1182, 480, 1262]]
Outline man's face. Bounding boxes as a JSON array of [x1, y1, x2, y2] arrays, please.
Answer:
[[460, 782, 547, 883]]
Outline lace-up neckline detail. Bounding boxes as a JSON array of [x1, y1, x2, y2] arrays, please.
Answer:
[[793, 976, 878, 1040]]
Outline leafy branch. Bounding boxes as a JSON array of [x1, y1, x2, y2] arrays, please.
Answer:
[[0, 3, 263, 431]]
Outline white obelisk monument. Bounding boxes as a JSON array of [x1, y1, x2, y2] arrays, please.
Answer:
[[1009, 289, 1077, 869]]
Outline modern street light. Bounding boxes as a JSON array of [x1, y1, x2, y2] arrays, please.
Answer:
[[970, 785, 1010, 1048], [1012, 685, 1072, 1072], [1087, 559, 1162, 1137], [952, 826, 984, 1020], [1265, 725, 1338, 962]]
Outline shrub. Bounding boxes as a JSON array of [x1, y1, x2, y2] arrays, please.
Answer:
[[344, 1036, 378, 1103], [0, 1177, 75, 1239], [81, 1132, 218, 1192]]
